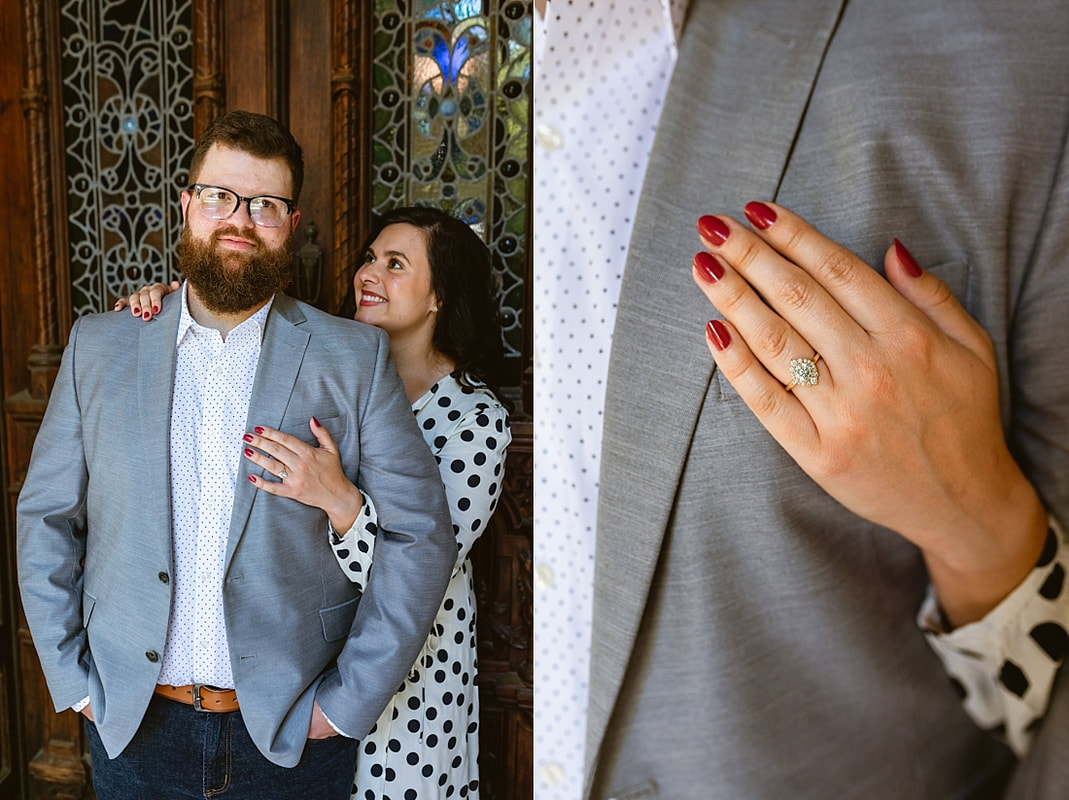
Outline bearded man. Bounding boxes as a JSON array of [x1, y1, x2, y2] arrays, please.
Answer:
[[17, 110, 455, 800]]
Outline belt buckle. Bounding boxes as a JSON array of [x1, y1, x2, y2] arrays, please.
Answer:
[[191, 683, 207, 712]]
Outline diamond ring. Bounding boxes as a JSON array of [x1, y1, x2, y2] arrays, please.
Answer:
[[784, 353, 821, 392], [277, 468, 289, 481]]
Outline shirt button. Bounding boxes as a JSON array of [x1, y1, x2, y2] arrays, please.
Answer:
[[158, 571, 170, 584], [540, 763, 565, 785], [199, 641, 210, 651], [535, 563, 554, 589], [145, 651, 159, 663], [536, 122, 563, 151]]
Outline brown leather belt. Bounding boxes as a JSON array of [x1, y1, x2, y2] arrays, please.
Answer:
[[154, 683, 239, 712]]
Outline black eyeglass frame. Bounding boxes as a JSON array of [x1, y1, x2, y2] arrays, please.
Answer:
[[187, 183, 296, 227]]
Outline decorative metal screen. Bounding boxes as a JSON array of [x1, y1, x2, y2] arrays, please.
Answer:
[[61, 0, 194, 318], [372, 0, 531, 362]]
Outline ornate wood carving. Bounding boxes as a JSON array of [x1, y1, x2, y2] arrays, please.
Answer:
[[13, 8, 87, 797], [192, 0, 224, 136], [473, 420, 533, 800], [19, 0, 67, 403], [329, 0, 372, 315]]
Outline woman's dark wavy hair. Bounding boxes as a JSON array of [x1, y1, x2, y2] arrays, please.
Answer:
[[343, 206, 509, 407]]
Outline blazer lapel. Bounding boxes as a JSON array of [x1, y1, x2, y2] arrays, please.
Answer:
[[224, 294, 310, 569], [588, 0, 848, 779], [138, 300, 181, 560]]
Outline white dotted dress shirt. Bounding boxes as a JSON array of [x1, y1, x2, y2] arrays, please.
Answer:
[[533, 2, 683, 796], [157, 285, 273, 689], [533, 1, 1069, 797]]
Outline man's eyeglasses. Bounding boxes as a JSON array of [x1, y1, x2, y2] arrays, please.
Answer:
[[187, 184, 295, 229]]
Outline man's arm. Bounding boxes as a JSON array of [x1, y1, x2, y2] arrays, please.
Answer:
[[313, 328, 455, 738], [17, 318, 93, 710]]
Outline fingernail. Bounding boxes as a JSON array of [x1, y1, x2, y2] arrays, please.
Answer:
[[894, 238, 923, 278], [311, 416, 320, 427], [706, 319, 731, 351], [697, 215, 730, 245], [243, 433, 253, 442], [248, 475, 257, 484], [142, 312, 150, 320], [254, 426, 264, 434], [244, 448, 254, 457], [694, 252, 725, 284], [153, 305, 160, 313], [744, 201, 777, 230], [132, 307, 140, 315]]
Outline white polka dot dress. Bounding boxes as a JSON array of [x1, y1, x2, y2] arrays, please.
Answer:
[[332, 374, 510, 800]]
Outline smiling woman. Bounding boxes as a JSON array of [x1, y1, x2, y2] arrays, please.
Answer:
[[353, 222, 441, 369]]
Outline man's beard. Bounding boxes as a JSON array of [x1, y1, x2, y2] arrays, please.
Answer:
[[178, 224, 294, 314]]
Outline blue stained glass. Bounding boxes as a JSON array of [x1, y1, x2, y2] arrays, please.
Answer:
[[373, 1, 530, 365]]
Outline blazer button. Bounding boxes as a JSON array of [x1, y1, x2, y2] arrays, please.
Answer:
[[145, 651, 159, 663], [158, 571, 170, 584]]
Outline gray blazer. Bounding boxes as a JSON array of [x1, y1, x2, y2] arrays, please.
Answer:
[[17, 292, 455, 767], [587, 0, 1069, 797]]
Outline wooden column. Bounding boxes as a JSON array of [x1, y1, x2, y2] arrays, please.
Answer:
[[9, 0, 82, 795]]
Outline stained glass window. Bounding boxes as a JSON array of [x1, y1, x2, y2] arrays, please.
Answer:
[[61, 0, 194, 318], [372, 0, 531, 368]]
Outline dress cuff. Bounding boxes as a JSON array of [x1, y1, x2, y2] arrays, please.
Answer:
[[919, 515, 1069, 756], [327, 490, 378, 590], [71, 695, 91, 713]]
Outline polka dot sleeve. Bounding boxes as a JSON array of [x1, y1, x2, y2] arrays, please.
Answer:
[[919, 515, 1069, 756], [327, 489, 379, 593], [433, 400, 511, 576]]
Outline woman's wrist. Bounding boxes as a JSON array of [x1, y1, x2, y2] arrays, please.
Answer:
[[923, 475, 1048, 627], [324, 484, 364, 535]]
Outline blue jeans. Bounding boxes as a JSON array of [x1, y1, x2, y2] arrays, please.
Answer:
[[85, 695, 358, 799]]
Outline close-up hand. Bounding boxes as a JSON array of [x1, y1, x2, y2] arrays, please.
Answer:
[[112, 280, 181, 319], [243, 418, 364, 533], [691, 202, 1047, 624], [307, 700, 339, 740]]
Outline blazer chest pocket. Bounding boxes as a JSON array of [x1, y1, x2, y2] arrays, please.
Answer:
[[319, 595, 360, 642], [280, 413, 347, 447], [927, 259, 969, 309]]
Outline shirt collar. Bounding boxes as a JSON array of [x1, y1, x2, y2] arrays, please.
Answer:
[[536, 0, 689, 60]]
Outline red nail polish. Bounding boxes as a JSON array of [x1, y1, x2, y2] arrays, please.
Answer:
[[243, 433, 253, 442], [153, 305, 160, 313], [744, 201, 777, 230], [244, 448, 254, 457], [697, 215, 730, 245], [143, 312, 151, 320], [254, 427, 264, 434], [894, 238, 923, 278], [706, 319, 731, 351], [132, 307, 140, 315], [311, 416, 320, 427], [694, 252, 725, 284], [248, 475, 257, 483]]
